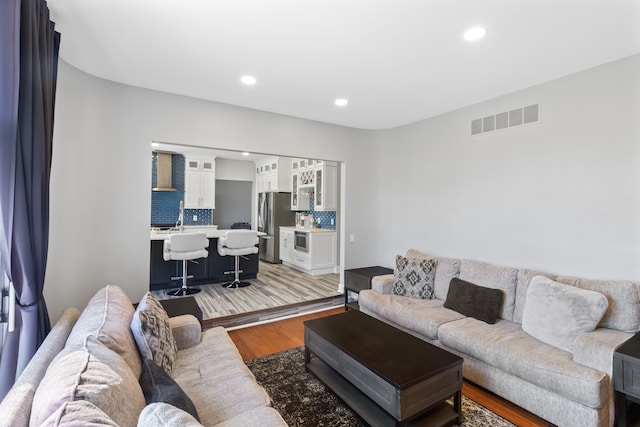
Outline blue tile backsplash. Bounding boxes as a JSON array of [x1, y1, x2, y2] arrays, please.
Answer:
[[306, 193, 336, 230], [151, 153, 213, 226]]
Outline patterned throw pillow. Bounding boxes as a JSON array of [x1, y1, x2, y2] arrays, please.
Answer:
[[392, 255, 435, 299], [131, 292, 178, 375]]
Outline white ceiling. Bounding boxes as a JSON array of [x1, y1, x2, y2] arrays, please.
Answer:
[[48, 0, 640, 130]]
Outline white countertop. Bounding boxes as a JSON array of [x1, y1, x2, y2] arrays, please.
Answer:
[[279, 226, 337, 234], [150, 226, 266, 241]]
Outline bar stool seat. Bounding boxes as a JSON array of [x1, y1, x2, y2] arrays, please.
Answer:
[[217, 230, 259, 288], [163, 232, 209, 296]]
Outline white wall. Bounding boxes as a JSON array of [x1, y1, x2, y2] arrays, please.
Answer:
[[215, 158, 255, 182], [45, 61, 381, 322], [373, 54, 640, 280], [45, 54, 640, 323]]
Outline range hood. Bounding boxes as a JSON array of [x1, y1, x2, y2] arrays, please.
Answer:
[[152, 152, 177, 192]]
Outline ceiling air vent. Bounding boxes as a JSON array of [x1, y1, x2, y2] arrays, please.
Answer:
[[471, 103, 539, 136]]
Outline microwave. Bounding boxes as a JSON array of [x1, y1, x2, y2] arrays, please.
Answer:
[[294, 231, 309, 252]]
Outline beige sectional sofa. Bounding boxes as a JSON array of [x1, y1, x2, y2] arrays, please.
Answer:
[[0, 285, 287, 427], [359, 249, 638, 427]]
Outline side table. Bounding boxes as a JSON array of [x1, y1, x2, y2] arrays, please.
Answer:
[[344, 266, 393, 310], [159, 296, 204, 329], [613, 332, 640, 426]]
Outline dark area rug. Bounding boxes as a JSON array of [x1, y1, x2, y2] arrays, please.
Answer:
[[246, 346, 515, 427]]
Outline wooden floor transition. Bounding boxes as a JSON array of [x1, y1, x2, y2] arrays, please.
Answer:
[[152, 261, 343, 328], [229, 308, 551, 427]]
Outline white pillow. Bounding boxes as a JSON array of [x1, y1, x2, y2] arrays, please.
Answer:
[[522, 276, 608, 353], [138, 403, 204, 427]]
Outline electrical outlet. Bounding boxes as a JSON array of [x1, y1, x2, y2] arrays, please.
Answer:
[[349, 233, 355, 243], [192, 215, 198, 221]]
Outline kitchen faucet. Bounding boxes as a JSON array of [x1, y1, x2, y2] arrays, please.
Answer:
[[176, 200, 184, 232]]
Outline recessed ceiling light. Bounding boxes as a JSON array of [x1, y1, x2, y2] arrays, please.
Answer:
[[334, 98, 348, 107], [464, 27, 487, 41], [242, 152, 250, 156], [241, 75, 256, 85]]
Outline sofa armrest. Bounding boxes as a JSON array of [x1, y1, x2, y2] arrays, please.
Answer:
[[371, 274, 394, 295], [170, 315, 201, 350], [573, 328, 634, 376], [0, 307, 81, 427]]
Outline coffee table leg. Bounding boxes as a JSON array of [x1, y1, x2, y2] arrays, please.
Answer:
[[454, 390, 461, 422]]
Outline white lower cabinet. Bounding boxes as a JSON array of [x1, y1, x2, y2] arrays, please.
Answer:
[[279, 228, 336, 275], [279, 228, 295, 263]]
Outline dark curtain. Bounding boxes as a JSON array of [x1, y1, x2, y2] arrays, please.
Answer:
[[0, 0, 59, 399]]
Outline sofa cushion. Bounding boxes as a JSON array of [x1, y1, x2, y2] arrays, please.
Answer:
[[131, 292, 178, 375], [213, 406, 288, 427], [555, 276, 640, 333], [358, 290, 465, 341], [438, 317, 608, 409], [138, 403, 203, 427], [405, 249, 460, 300], [522, 276, 608, 353], [140, 359, 200, 421], [392, 255, 435, 299], [30, 336, 145, 427], [171, 327, 272, 424], [65, 285, 141, 378], [40, 400, 118, 426], [458, 259, 517, 321], [513, 269, 554, 325], [444, 278, 503, 324]]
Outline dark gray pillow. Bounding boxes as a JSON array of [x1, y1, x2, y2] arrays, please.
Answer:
[[444, 278, 503, 324], [139, 358, 200, 421]]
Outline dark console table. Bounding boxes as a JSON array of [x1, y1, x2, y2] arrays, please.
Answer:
[[614, 332, 640, 426], [344, 266, 393, 310]]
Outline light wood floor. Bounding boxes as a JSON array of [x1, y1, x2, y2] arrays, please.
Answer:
[[153, 261, 343, 328], [229, 308, 551, 427]]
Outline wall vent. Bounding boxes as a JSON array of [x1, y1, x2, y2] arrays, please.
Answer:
[[471, 103, 539, 136]]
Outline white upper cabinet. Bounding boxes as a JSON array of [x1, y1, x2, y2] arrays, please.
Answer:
[[314, 162, 337, 211], [185, 157, 216, 208], [255, 156, 292, 192], [290, 159, 337, 211]]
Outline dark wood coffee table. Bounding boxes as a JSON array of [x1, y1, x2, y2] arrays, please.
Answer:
[[304, 311, 462, 426]]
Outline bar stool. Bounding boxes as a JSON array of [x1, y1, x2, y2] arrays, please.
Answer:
[[163, 232, 209, 296], [217, 230, 259, 288]]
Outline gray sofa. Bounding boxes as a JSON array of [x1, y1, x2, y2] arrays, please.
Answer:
[[0, 285, 287, 427], [359, 249, 638, 427]]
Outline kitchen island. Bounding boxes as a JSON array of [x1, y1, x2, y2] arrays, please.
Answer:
[[149, 226, 265, 291], [279, 226, 337, 276]]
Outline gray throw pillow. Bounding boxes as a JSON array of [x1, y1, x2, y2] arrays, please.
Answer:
[[392, 255, 435, 299], [522, 276, 608, 353], [443, 278, 503, 324], [131, 292, 178, 375]]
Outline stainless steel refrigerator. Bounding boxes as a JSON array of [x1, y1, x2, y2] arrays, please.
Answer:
[[257, 192, 295, 263]]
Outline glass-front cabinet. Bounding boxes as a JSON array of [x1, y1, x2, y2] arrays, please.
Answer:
[[314, 162, 337, 211]]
